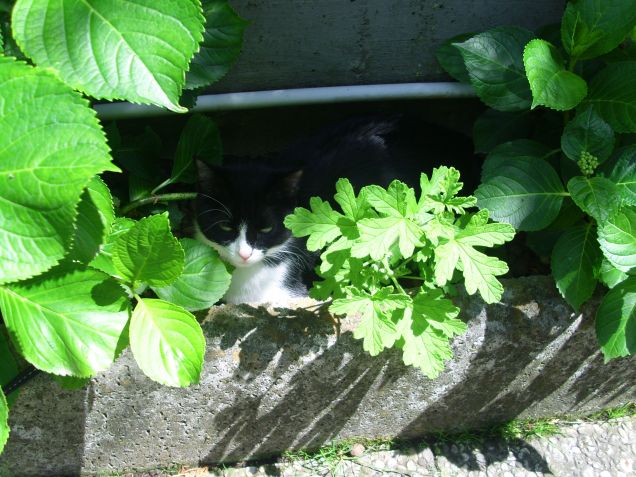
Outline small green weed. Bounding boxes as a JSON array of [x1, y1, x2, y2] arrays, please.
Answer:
[[492, 418, 561, 440], [587, 402, 636, 422], [282, 437, 396, 477]]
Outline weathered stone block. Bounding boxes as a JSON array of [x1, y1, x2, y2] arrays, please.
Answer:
[[1, 276, 634, 476]]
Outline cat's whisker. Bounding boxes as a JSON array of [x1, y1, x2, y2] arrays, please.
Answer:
[[197, 207, 231, 219], [203, 219, 230, 233], [197, 193, 232, 216], [268, 249, 311, 266]]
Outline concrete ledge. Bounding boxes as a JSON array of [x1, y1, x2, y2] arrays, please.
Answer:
[[1, 276, 635, 476]]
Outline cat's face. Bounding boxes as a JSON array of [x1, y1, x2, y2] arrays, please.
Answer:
[[195, 160, 302, 268]]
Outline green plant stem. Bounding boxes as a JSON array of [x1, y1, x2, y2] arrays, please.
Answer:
[[385, 257, 407, 295], [568, 57, 578, 72], [120, 192, 197, 215], [150, 178, 174, 196]]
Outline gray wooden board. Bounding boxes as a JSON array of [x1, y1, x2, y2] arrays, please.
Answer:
[[208, 0, 566, 93]]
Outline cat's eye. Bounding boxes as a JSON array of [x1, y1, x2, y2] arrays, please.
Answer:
[[218, 223, 233, 232], [260, 226, 273, 233]]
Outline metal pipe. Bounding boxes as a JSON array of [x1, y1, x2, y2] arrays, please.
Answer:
[[93, 82, 475, 120]]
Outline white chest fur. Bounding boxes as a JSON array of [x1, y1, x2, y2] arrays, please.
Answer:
[[223, 261, 296, 305]]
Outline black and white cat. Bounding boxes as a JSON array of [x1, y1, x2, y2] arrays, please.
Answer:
[[195, 115, 475, 305]]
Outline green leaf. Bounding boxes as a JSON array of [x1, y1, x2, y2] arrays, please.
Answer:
[[551, 224, 601, 311], [0, 387, 7, 453], [0, 265, 130, 377], [476, 146, 566, 231], [0, 57, 115, 284], [586, 62, 636, 133], [52, 375, 90, 390], [130, 298, 205, 387], [480, 139, 555, 180], [567, 176, 621, 224], [67, 177, 115, 263], [523, 39, 588, 111], [128, 174, 154, 202], [364, 181, 417, 218], [561, 106, 615, 163], [608, 146, 636, 205], [0, 327, 21, 407], [12, 0, 205, 112], [561, 0, 636, 60], [419, 167, 476, 214], [599, 258, 629, 289], [435, 32, 473, 83], [113, 127, 162, 180], [454, 26, 534, 111], [352, 216, 422, 261], [318, 236, 353, 278], [113, 213, 184, 287], [170, 114, 222, 186], [434, 211, 513, 304], [284, 198, 343, 251], [112, 213, 184, 288], [598, 209, 636, 272], [330, 288, 407, 356], [0, 329, 20, 389], [152, 238, 231, 311], [412, 289, 464, 338], [185, 0, 248, 90], [89, 217, 136, 277], [334, 178, 368, 221], [397, 305, 453, 379], [596, 276, 636, 360], [473, 109, 533, 153]]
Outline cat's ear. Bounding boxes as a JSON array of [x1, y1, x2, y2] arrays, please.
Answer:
[[279, 169, 304, 198], [266, 169, 303, 202], [195, 159, 224, 191]]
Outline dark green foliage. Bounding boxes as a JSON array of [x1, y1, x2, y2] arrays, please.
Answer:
[[437, 0, 636, 361]]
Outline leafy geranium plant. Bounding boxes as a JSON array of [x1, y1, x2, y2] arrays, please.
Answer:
[[0, 0, 245, 454], [285, 168, 515, 377], [436, 0, 636, 361]]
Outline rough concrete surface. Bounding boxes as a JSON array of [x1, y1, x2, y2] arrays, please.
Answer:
[[1, 276, 635, 476], [208, 416, 635, 477], [207, 0, 566, 93]]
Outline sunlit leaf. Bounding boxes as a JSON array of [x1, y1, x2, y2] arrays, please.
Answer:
[[0, 57, 115, 284], [12, 0, 205, 112], [0, 265, 130, 377], [130, 298, 205, 387]]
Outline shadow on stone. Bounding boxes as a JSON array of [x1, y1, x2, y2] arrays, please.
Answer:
[[202, 302, 336, 381], [396, 277, 636, 472], [430, 438, 551, 474], [200, 303, 407, 464]]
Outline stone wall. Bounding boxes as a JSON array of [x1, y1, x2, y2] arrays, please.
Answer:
[[1, 276, 635, 476], [207, 0, 566, 93]]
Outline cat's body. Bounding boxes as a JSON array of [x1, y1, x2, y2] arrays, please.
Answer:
[[195, 114, 475, 305]]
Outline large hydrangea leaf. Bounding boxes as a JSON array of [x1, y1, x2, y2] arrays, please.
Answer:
[[0, 57, 115, 284], [0, 265, 130, 377], [12, 0, 205, 112]]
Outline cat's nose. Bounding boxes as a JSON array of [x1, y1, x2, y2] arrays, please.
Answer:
[[239, 249, 253, 261]]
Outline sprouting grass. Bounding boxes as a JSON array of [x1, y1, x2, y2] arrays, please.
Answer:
[[586, 402, 636, 422], [426, 403, 635, 446], [282, 437, 397, 476], [492, 417, 561, 440]]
